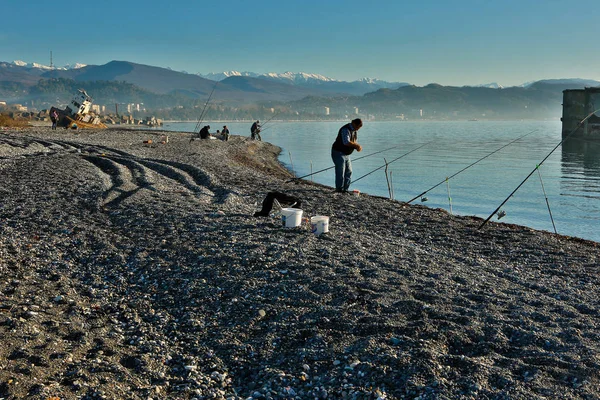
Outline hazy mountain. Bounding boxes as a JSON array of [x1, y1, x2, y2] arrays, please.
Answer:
[[467, 82, 504, 89], [35, 61, 332, 103], [0, 64, 43, 86], [255, 72, 409, 96], [39, 60, 219, 96], [291, 79, 600, 120], [199, 70, 409, 96], [217, 76, 329, 102], [3, 58, 600, 120], [521, 78, 600, 88]]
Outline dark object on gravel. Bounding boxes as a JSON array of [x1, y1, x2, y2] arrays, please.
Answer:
[[254, 191, 302, 216]]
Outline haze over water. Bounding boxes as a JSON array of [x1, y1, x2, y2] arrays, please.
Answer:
[[164, 120, 600, 243]]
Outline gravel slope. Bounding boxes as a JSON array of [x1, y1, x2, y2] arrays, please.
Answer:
[[0, 127, 599, 400]]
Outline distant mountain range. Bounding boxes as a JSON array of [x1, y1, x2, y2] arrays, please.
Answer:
[[5, 60, 408, 97], [11, 60, 88, 71], [1, 59, 599, 120], [198, 70, 409, 96]]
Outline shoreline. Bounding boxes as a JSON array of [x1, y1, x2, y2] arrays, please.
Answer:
[[0, 127, 598, 399]]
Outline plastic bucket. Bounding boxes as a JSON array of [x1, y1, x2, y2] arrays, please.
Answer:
[[281, 208, 303, 228], [311, 216, 329, 234], [352, 189, 360, 197]]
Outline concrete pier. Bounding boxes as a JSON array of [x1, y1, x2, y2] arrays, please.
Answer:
[[562, 87, 600, 139]]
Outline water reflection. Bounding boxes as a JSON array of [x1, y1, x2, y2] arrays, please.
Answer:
[[562, 138, 600, 170], [561, 138, 600, 200]]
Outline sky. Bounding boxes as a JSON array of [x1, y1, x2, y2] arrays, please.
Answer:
[[2, 0, 599, 87]]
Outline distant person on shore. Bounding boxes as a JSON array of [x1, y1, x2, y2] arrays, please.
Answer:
[[222, 125, 230, 141], [199, 125, 211, 139], [331, 118, 363, 193], [251, 120, 262, 141], [50, 110, 59, 130]]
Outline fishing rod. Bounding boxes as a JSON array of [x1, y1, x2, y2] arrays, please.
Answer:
[[255, 111, 282, 133], [406, 129, 538, 204], [536, 164, 557, 234], [288, 145, 403, 182], [192, 81, 219, 138], [351, 141, 432, 184], [261, 111, 281, 127], [478, 109, 600, 230]]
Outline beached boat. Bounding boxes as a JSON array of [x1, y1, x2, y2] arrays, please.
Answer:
[[50, 89, 107, 129]]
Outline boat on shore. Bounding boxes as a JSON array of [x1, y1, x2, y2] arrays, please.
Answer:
[[50, 89, 107, 129]]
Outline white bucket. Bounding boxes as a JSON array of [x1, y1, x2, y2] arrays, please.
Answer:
[[311, 216, 329, 234], [281, 208, 303, 228], [352, 189, 360, 197]]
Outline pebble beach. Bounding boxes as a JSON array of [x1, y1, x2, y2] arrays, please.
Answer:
[[0, 126, 599, 399]]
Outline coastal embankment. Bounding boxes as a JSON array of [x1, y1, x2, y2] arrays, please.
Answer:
[[0, 127, 598, 399]]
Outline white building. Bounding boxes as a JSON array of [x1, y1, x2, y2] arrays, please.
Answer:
[[324, 107, 330, 115]]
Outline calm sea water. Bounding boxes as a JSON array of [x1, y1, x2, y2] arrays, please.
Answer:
[[163, 120, 600, 243]]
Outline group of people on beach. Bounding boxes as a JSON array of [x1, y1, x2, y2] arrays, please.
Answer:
[[196, 120, 263, 142], [197, 125, 230, 141], [195, 117, 364, 195]]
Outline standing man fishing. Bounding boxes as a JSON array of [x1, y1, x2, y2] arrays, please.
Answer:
[[331, 118, 363, 193], [251, 120, 262, 141]]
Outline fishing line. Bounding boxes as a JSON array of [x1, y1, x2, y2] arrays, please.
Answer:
[[478, 109, 600, 230], [446, 177, 453, 215], [406, 129, 538, 204], [351, 141, 432, 184], [289, 145, 402, 182], [192, 80, 219, 136]]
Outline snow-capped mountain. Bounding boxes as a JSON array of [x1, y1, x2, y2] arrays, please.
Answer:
[[12, 60, 87, 70], [479, 82, 504, 89], [199, 71, 338, 83], [262, 71, 338, 83], [196, 70, 409, 95], [463, 82, 504, 89], [199, 71, 259, 81]]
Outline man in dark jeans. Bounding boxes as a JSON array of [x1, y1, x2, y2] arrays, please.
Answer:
[[331, 118, 363, 193], [251, 120, 262, 141], [254, 191, 302, 217]]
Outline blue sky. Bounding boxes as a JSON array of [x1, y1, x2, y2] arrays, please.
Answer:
[[2, 0, 598, 86]]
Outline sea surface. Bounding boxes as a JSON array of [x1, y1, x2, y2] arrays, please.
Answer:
[[162, 120, 600, 243]]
